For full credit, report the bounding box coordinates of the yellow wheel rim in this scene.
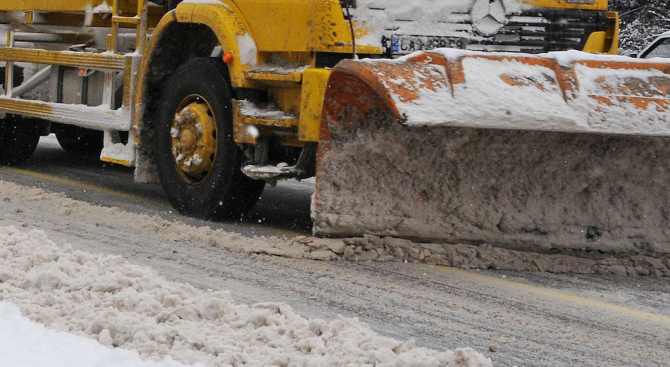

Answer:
[170,95,218,185]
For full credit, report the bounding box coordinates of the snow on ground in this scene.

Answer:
[0,225,493,367]
[0,302,201,367]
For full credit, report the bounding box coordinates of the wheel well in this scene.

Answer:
[137,22,220,165]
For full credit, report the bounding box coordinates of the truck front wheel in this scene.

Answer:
[154,58,264,219]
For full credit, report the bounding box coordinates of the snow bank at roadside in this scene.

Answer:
[0,225,493,367]
[0,302,201,367]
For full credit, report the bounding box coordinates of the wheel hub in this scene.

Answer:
[179,129,197,154]
[171,96,217,184]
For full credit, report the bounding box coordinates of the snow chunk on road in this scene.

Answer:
[0,302,201,367]
[0,226,493,367]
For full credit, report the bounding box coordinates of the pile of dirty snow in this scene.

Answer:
[0,302,201,367]
[0,226,493,367]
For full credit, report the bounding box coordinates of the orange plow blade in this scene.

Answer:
[312,50,670,259]
[323,50,670,136]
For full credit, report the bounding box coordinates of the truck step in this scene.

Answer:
[242,164,301,181]
[241,143,315,182]
[244,65,305,84]
[233,100,299,129]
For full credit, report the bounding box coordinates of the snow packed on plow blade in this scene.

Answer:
[313,49,670,259]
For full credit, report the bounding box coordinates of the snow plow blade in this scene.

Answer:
[313,49,670,258]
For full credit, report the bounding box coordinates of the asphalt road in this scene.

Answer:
[2,135,314,237]
[1,135,669,367]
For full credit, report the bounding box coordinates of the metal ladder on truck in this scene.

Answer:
[0,0,149,166]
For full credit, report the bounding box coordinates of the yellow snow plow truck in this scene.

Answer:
[1,0,669,260]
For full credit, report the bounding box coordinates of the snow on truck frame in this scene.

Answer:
[1,0,670,263]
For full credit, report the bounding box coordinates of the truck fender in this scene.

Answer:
[133,2,257,183]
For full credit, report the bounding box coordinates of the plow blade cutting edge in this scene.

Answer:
[313,49,670,258]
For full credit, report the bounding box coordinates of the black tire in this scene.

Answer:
[55,125,104,156]
[0,116,41,166]
[154,58,265,219]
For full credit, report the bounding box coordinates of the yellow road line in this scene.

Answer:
[438,266,670,323]
[2,167,303,238]
[5,166,167,207]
